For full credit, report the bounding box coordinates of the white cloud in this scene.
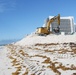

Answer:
[0,0,16,12]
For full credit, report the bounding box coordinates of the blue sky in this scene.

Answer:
[0,0,76,40]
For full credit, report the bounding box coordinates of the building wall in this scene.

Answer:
[75,25,76,32]
[49,16,74,34]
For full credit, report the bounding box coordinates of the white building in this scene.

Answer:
[75,25,76,32]
[74,23,76,32]
[49,16,75,34]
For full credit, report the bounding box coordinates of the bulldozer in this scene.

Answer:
[36,14,60,35]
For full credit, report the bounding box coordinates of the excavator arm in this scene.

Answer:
[47,14,60,31]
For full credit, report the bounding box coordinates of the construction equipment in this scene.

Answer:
[36,14,60,35]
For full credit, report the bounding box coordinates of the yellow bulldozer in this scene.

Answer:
[36,14,60,35]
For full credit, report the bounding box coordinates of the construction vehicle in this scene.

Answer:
[36,14,60,35]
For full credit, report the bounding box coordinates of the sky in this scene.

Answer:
[0,0,76,41]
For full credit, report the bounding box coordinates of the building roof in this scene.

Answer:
[49,16,74,20]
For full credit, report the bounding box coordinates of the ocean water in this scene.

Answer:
[0,39,20,46]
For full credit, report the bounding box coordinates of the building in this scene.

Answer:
[74,24,76,32]
[49,16,75,34]
[75,25,76,32]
